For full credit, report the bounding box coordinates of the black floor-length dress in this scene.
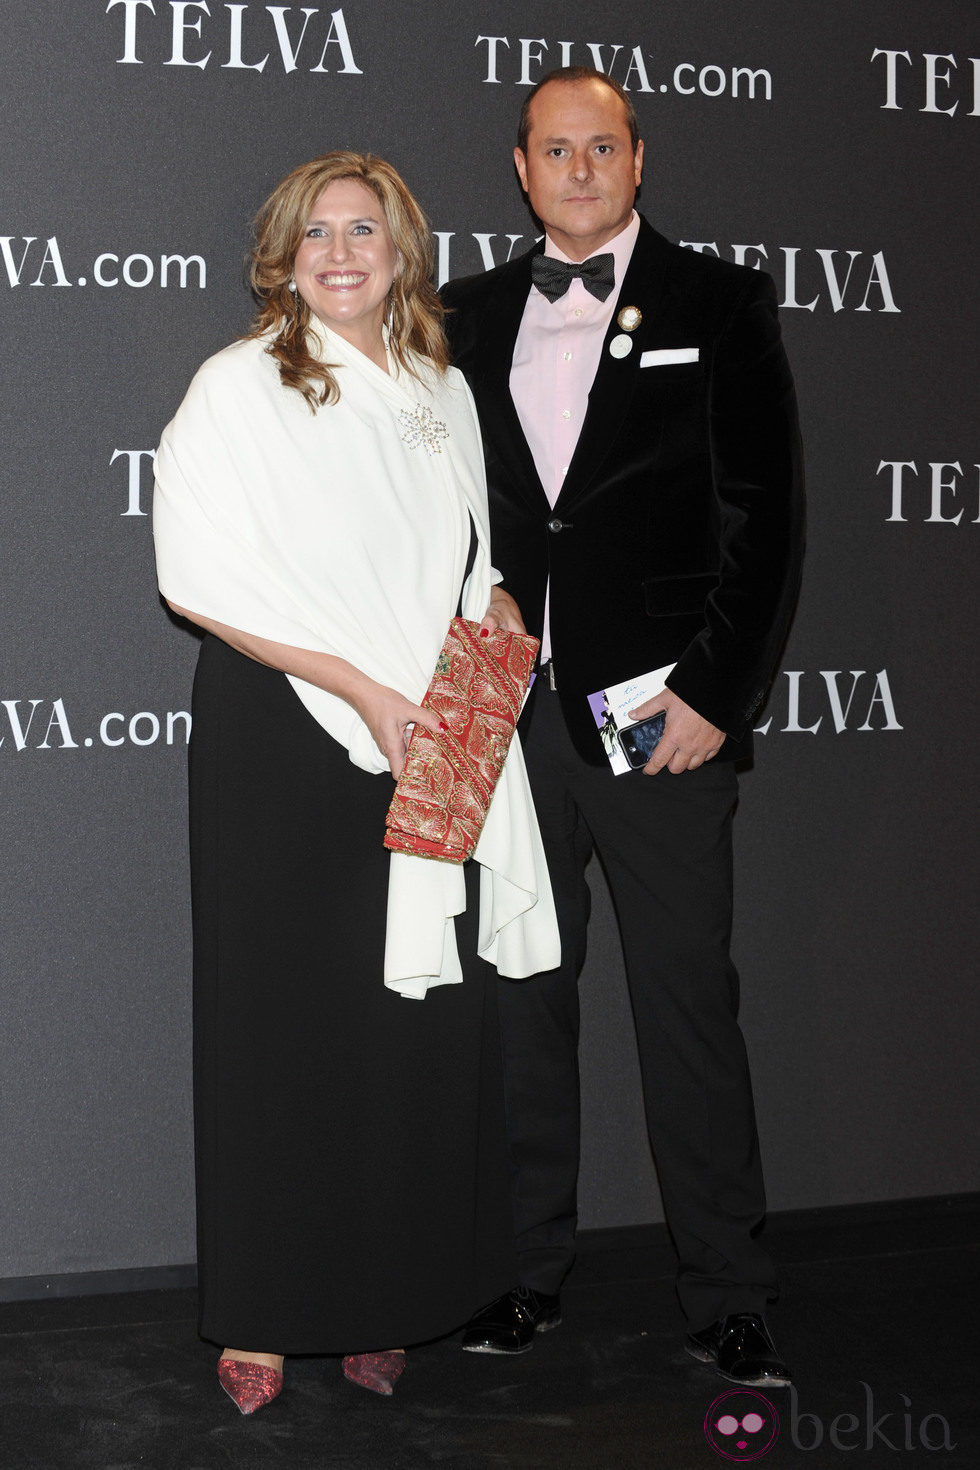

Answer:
[189,634,515,1353]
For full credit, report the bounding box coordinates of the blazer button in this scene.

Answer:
[547,518,564,533]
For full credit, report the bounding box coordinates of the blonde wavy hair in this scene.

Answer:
[248,152,449,410]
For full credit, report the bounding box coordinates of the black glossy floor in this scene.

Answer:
[2,1197,977,1469]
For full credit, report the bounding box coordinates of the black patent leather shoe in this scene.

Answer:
[461,1286,562,1354]
[686,1313,792,1387]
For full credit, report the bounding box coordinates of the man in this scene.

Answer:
[441,67,804,1387]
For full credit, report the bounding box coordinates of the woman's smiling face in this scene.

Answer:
[292,178,401,348]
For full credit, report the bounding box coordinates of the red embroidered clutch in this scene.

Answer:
[384,617,540,863]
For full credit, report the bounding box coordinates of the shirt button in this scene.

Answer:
[562,351,573,361]
[560,466,569,476]
[561,409,571,419]
[548,518,564,533]
[573,308,584,317]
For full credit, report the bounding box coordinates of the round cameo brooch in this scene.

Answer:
[617,305,642,332]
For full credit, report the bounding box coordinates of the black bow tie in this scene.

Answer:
[531,252,616,303]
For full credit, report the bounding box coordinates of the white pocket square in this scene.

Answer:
[640,347,700,367]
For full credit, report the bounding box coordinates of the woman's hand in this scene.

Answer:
[350,681,444,780]
[480,585,526,637]
[165,603,444,780]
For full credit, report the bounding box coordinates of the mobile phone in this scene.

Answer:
[618,711,667,769]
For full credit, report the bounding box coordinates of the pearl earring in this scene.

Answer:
[288,278,297,293]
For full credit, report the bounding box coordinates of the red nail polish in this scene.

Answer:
[480,628,489,637]
[439,721,448,731]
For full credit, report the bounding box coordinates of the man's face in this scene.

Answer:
[514,78,643,262]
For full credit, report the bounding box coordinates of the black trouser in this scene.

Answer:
[498,679,777,1331]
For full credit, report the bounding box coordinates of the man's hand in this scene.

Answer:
[480,585,527,636]
[628,689,726,775]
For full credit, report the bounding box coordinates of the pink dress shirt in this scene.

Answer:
[510,212,641,658]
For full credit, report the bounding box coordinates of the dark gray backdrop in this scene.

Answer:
[2,0,977,1287]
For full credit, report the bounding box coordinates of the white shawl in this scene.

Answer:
[153,322,559,997]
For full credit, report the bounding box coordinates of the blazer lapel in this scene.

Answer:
[467,251,551,517]
[554,220,673,515]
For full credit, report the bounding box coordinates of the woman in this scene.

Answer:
[153,153,558,1415]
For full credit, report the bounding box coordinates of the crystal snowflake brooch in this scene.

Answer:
[398,405,449,455]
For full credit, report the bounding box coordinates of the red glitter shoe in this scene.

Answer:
[342,1351,405,1396]
[216,1356,284,1415]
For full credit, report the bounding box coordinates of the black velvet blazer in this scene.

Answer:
[441,217,805,764]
